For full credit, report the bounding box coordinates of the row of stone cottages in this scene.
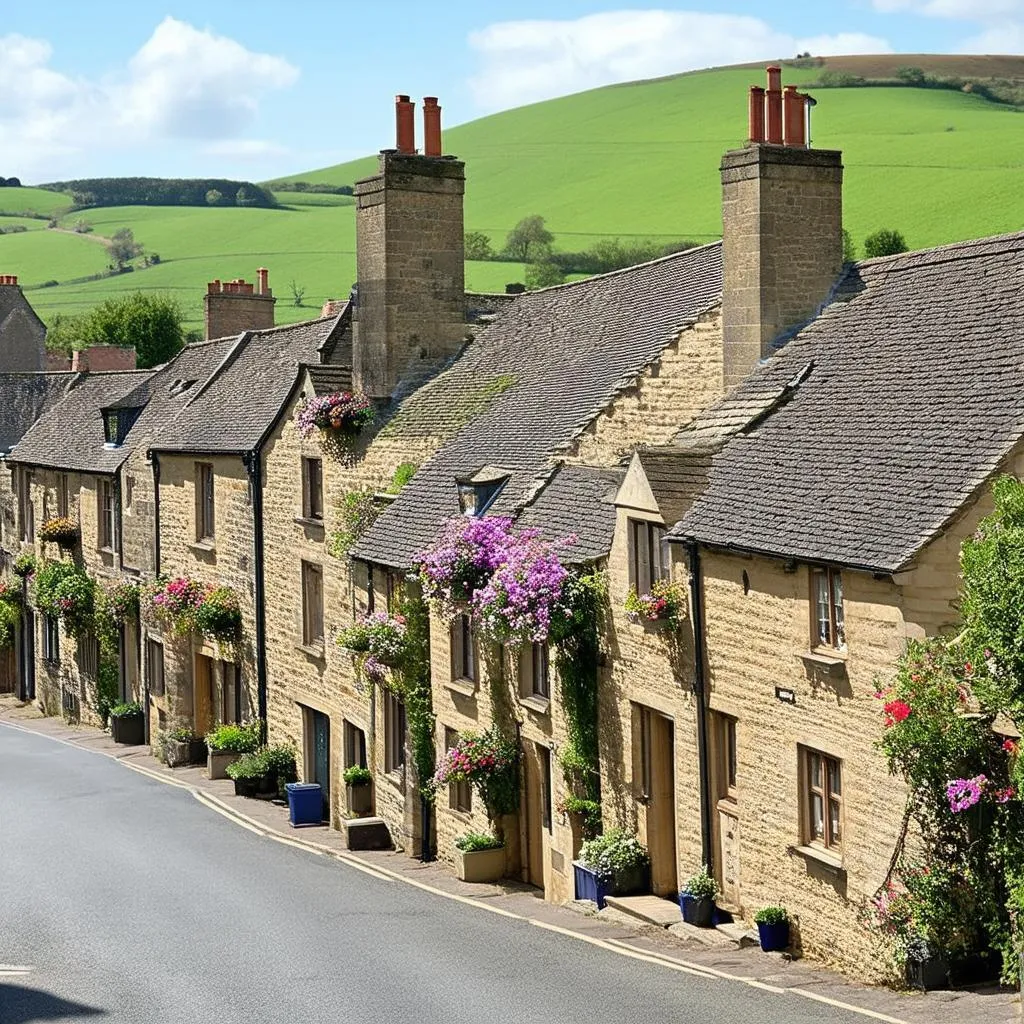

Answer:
[2,74,1022,980]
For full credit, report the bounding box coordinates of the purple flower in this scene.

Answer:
[946,775,987,813]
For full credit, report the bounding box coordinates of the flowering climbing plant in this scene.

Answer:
[337,611,408,668]
[416,516,574,644]
[624,578,688,626]
[296,391,374,439]
[146,576,241,641]
[432,728,520,820]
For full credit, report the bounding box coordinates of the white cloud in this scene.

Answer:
[0,18,298,179]
[467,11,891,111]
[869,0,1024,53]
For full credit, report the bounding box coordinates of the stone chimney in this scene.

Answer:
[720,66,843,390]
[352,94,466,399]
[71,345,138,373]
[0,275,19,287]
[203,269,276,340]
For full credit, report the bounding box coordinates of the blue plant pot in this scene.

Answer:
[574,862,611,909]
[680,893,715,927]
[757,920,790,952]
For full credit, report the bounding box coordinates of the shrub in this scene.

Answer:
[754,904,789,925]
[33,560,95,638]
[262,744,297,785]
[206,721,261,753]
[578,828,650,884]
[109,701,143,718]
[388,462,418,493]
[226,751,268,780]
[455,831,503,852]
[343,765,373,785]
[12,553,37,578]
[864,228,908,258]
[681,865,719,900]
[169,726,195,742]
[0,599,18,652]
[328,490,380,558]
[464,231,493,261]
[558,795,602,839]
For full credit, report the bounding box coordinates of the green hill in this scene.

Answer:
[3,55,1023,332]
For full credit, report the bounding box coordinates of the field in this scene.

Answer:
[2,55,1023,332]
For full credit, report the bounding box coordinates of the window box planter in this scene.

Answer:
[110,710,145,745]
[905,951,948,991]
[756,920,790,952]
[346,779,373,817]
[208,749,241,780]
[573,861,649,909]
[455,845,506,883]
[679,893,715,928]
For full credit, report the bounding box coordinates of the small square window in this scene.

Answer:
[628,518,669,596]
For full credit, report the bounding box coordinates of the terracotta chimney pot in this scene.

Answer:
[423,96,442,157]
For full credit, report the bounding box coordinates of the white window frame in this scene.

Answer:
[811,567,846,650]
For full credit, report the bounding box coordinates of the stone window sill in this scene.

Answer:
[792,843,846,876]
[189,540,216,555]
[296,641,326,661]
[446,677,477,698]
[801,649,847,670]
[519,695,551,716]
[294,516,325,532]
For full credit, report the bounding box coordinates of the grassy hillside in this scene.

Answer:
[3,55,1023,331]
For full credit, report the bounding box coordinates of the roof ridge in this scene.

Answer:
[182,331,252,408]
[519,238,724,297]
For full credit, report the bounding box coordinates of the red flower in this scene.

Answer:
[1003,739,1019,754]
[884,699,911,727]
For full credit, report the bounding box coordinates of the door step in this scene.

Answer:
[603,895,682,928]
[341,816,393,851]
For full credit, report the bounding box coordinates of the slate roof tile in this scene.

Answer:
[0,373,76,455]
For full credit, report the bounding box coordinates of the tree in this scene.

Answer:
[525,260,566,290]
[289,280,306,307]
[205,189,223,205]
[464,231,494,261]
[842,228,856,263]
[106,228,143,270]
[864,229,908,258]
[45,293,184,368]
[504,215,554,263]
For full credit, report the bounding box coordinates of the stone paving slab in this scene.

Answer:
[1,695,1019,1024]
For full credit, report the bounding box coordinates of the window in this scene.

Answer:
[811,567,845,650]
[301,561,324,647]
[42,614,59,664]
[446,727,472,813]
[147,638,165,697]
[384,689,406,774]
[222,662,241,723]
[77,634,99,679]
[302,457,323,521]
[450,614,476,683]
[104,411,121,446]
[712,712,738,801]
[195,463,215,542]
[344,720,368,769]
[628,518,668,595]
[520,642,550,701]
[803,748,842,852]
[57,474,69,517]
[98,478,120,552]
[539,743,553,833]
[19,469,34,542]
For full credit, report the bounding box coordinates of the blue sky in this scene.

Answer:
[2,0,1021,182]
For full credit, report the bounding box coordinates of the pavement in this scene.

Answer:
[0,695,1018,1024]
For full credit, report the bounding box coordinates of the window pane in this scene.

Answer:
[831,571,845,647]
[810,752,822,790]
[829,798,842,845]
[814,570,830,645]
[654,525,669,582]
[727,719,737,789]
[811,793,824,840]
[828,757,841,796]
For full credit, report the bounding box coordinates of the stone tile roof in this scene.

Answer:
[0,373,76,455]
[353,243,723,568]
[307,364,353,395]
[150,315,346,454]
[518,464,625,563]
[0,286,45,335]
[636,447,716,529]
[7,371,153,473]
[670,231,1024,573]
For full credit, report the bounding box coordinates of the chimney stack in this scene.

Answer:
[0,275,18,286]
[395,95,416,154]
[720,66,843,390]
[423,97,442,158]
[352,93,466,399]
[203,270,276,340]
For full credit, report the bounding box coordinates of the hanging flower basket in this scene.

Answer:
[296,390,375,440]
[13,553,37,579]
[146,576,241,642]
[38,516,80,549]
[432,728,520,820]
[337,611,408,667]
[624,579,688,627]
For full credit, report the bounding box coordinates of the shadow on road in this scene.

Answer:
[0,982,105,1022]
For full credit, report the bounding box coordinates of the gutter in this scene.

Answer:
[244,449,268,736]
[687,540,715,872]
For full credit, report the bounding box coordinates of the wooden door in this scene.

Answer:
[312,710,330,820]
[524,743,548,889]
[643,708,678,897]
[194,654,214,737]
[0,643,15,693]
[711,712,741,907]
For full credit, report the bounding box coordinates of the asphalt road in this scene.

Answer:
[0,724,869,1024]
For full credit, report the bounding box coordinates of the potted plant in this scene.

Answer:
[904,936,949,991]
[754,904,791,951]
[38,516,80,550]
[296,390,375,439]
[574,828,650,908]
[226,750,268,798]
[624,578,688,627]
[343,764,373,816]
[165,726,207,768]
[679,866,719,927]
[13,553,37,579]
[206,721,261,779]
[109,701,145,745]
[262,744,298,797]
[454,832,506,883]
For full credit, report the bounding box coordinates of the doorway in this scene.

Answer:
[710,711,741,907]
[638,705,678,897]
[524,742,553,889]
[306,709,330,821]
[194,653,214,737]
[21,608,35,702]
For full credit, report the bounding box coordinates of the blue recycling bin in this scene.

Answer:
[286,782,323,827]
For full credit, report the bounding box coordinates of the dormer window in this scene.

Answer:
[102,407,140,448]
[456,466,510,517]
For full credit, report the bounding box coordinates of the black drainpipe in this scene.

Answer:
[245,450,268,737]
[151,453,162,576]
[687,540,715,872]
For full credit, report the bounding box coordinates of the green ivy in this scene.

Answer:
[0,599,18,652]
[327,489,380,559]
[33,559,95,639]
[392,586,436,798]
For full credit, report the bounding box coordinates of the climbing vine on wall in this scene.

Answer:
[392,586,436,798]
